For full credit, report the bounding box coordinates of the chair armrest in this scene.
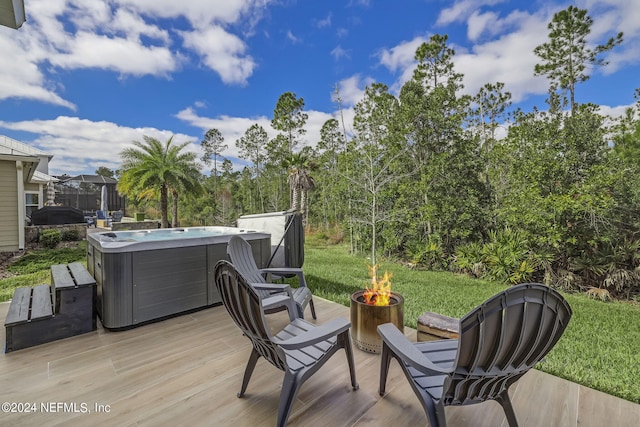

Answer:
[275,318,351,349]
[261,295,297,319]
[260,267,307,287]
[254,283,297,321]
[251,282,292,294]
[377,323,451,376]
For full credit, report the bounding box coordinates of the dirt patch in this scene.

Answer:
[0,251,25,279]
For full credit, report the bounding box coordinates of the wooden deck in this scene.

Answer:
[1,297,638,426]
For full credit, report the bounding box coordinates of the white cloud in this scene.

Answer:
[377,10,551,102]
[110,9,171,43]
[597,103,635,119]
[436,0,507,26]
[303,110,335,147]
[115,0,271,29]
[175,105,335,158]
[50,32,177,76]
[286,30,301,44]
[377,35,426,74]
[316,13,332,28]
[580,0,640,74]
[347,0,370,7]
[182,26,255,84]
[376,35,427,92]
[0,31,76,108]
[330,45,350,61]
[582,0,640,36]
[175,106,273,160]
[467,11,499,41]
[0,0,271,106]
[335,74,374,107]
[0,116,198,176]
[455,12,550,101]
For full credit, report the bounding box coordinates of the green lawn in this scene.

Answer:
[0,242,87,302]
[1,238,638,403]
[302,239,640,404]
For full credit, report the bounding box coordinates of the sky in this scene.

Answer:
[0,0,638,177]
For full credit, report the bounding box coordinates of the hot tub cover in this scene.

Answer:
[30,206,85,225]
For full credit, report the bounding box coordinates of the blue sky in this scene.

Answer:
[0,0,638,176]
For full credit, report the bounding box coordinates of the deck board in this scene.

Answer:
[0,298,637,426]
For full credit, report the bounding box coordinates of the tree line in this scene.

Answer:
[116,6,640,299]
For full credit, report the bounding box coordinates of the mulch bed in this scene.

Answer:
[0,251,24,279]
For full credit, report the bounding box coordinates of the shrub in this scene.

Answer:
[328,228,344,245]
[39,229,61,249]
[406,235,449,271]
[62,228,80,241]
[454,242,485,277]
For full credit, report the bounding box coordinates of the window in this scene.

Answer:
[25,192,40,218]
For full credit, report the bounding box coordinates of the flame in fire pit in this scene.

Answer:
[363,264,392,306]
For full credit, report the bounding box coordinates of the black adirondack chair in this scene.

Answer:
[227,235,316,319]
[214,260,358,426]
[378,283,572,427]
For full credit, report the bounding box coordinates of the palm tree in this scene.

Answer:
[118,135,202,228]
[283,151,316,225]
[169,163,203,227]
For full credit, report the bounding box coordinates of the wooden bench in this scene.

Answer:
[4,262,96,353]
[4,285,54,352]
[51,262,97,331]
[417,311,460,342]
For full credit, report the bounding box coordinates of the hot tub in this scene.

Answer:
[87,227,271,329]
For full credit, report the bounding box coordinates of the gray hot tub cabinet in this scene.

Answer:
[87,228,271,329]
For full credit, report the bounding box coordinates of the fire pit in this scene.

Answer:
[350,266,404,353]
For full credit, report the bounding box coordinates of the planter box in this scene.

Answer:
[134,212,145,221]
[417,311,459,342]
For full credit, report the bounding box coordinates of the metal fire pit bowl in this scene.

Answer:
[350,290,404,353]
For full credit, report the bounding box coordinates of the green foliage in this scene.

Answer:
[534,5,623,113]
[405,235,449,271]
[95,166,115,179]
[1,242,87,302]
[390,34,489,257]
[271,91,308,153]
[102,8,639,302]
[39,229,61,249]
[453,229,537,284]
[454,242,485,277]
[61,228,80,241]
[540,293,640,403]
[119,135,202,228]
[481,229,535,284]
[0,271,50,302]
[348,82,407,264]
[8,242,87,275]
[200,128,227,167]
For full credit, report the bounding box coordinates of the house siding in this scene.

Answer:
[24,182,39,192]
[0,160,19,251]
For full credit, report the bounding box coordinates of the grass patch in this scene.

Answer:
[7,242,87,275]
[0,271,50,302]
[0,241,87,302]
[303,240,640,404]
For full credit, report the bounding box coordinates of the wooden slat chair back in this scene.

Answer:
[214,260,358,427]
[378,283,572,427]
[215,259,287,370]
[227,235,315,319]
